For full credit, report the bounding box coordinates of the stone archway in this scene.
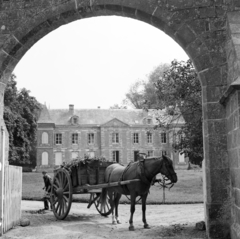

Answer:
[0,1,239,238]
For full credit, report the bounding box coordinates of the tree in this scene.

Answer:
[124,63,170,109]
[4,75,41,165]
[109,104,127,109]
[154,60,203,165]
[124,80,145,109]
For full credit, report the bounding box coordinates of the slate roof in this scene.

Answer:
[37,106,185,126]
[38,108,149,125]
[37,105,54,124]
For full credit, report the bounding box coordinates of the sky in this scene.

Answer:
[13,16,188,109]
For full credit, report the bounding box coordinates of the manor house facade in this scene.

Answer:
[36,105,185,171]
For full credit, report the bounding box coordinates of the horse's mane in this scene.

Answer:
[162,154,173,165]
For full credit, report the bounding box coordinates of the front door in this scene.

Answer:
[113,151,119,163]
[134,151,139,162]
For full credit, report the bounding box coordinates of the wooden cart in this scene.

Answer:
[50,159,139,220]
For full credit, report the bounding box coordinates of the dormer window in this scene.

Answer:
[147,118,152,124]
[71,116,79,125]
[143,118,152,125]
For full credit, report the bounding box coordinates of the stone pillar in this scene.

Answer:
[202,84,230,238]
[220,12,240,239]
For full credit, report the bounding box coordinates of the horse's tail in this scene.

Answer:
[101,187,108,208]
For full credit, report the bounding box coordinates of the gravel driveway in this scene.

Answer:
[3,200,207,239]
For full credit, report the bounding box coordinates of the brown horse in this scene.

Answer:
[101,155,177,231]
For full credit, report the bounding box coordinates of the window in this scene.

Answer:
[88,133,94,144]
[133,133,139,144]
[55,133,62,145]
[42,152,48,165]
[112,133,119,143]
[112,151,119,163]
[71,151,79,160]
[147,150,154,157]
[42,132,49,144]
[55,152,62,165]
[72,133,78,144]
[147,119,152,124]
[162,150,167,156]
[88,151,95,158]
[147,132,152,144]
[73,117,78,124]
[179,152,185,163]
[161,132,167,143]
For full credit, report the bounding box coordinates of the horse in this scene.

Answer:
[101,154,177,231]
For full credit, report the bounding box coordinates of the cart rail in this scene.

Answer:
[73,179,141,193]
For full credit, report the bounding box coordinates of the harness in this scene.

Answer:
[117,159,152,195]
[119,162,133,194]
[137,159,152,185]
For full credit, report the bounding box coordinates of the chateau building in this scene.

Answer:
[36,105,185,171]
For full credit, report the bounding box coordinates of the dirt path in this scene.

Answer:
[3,201,207,239]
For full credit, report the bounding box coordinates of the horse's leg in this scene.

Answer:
[142,194,150,229]
[115,193,122,224]
[129,193,136,231]
[109,191,117,225]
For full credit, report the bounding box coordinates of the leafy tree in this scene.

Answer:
[123,60,203,165]
[154,60,203,165]
[124,80,145,109]
[124,63,170,109]
[4,75,41,165]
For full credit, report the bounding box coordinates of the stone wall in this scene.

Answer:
[1,0,240,238]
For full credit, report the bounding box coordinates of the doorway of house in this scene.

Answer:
[113,150,119,163]
[134,151,140,162]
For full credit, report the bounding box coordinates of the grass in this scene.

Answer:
[22,169,203,204]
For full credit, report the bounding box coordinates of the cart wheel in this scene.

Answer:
[51,168,72,220]
[91,193,112,216]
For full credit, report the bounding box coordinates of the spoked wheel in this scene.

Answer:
[90,193,112,216]
[51,168,73,220]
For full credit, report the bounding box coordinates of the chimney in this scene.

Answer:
[69,104,74,115]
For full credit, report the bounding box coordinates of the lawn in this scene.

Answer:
[22,169,203,204]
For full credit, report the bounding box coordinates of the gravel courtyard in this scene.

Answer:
[3,200,207,239]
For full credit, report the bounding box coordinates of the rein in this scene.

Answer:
[155,176,175,190]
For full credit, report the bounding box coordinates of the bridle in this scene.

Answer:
[159,157,177,189]
[138,156,176,189]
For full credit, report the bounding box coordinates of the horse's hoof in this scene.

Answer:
[112,221,117,225]
[144,224,150,229]
[129,226,135,231]
[117,220,121,224]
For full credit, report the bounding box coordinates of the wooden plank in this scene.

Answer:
[3,165,22,234]
[73,179,140,193]
[0,127,5,236]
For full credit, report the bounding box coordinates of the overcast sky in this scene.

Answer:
[13,16,188,109]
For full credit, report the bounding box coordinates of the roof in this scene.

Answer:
[38,105,54,124]
[38,108,149,125]
[37,107,185,126]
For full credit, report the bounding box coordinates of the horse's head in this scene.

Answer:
[160,155,177,183]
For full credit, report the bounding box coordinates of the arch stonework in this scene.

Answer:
[0,1,240,238]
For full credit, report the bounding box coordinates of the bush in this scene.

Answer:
[22,167,32,173]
